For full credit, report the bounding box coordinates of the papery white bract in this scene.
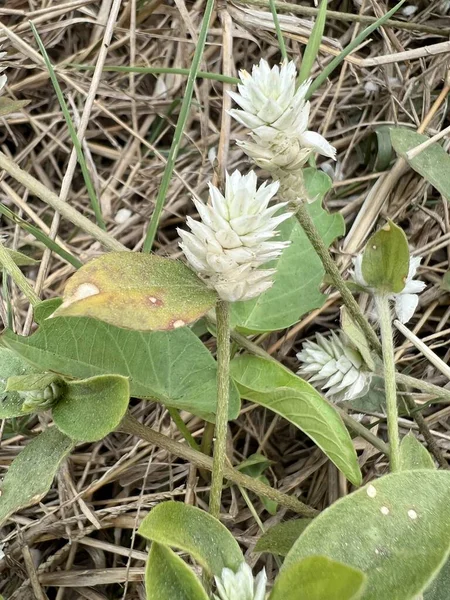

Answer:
[214,562,267,600]
[178,170,292,302]
[0,48,7,94]
[297,331,372,403]
[353,253,426,324]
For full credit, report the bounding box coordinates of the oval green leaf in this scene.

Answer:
[270,556,366,600]
[138,501,243,576]
[54,252,217,331]
[230,355,362,486]
[0,427,73,526]
[285,470,450,600]
[399,432,435,471]
[230,169,345,333]
[0,347,38,418]
[53,374,129,442]
[1,248,39,267]
[2,317,240,422]
[391,127,450,202]
[361,220,409,294]
[255,519,313,557]
[145,542,209,600]
[424,557,450,600]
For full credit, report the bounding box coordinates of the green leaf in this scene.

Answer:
[424,557,450,599]
[298,0,327,84]
[6,372,63,414]
[1,249,39,267]
[231,170,345,333]
[344,376,385,414]
[54,252,217,331]
[230,355,362,486]
[361,220,409,294]
[237,453,274,478]
[34,298,63,323]
[399,432,435,471]
[138,501,243,576]
[53,375,129,442]
[2,317,240,422]
[255,519,313,556]
[270,556,366,600]
[284,470,450,600]
[0,97,30,118]
[145,542,209,600]
[341,307,376,372]
[0,427,73,526]
[0,347,38,418]
[391,127,450,201]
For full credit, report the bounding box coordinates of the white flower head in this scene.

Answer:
[178,170,292,302]
[214,562,267,600]
[297,331,372,403]
[229,59,336,161]
[353,254,426,324]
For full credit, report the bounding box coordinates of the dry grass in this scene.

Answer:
[1,0,450,598]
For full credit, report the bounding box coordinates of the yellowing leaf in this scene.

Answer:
[54,252,217,331]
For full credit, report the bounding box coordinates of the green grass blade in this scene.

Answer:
[269,0,288,61]
[68,63,239,85]
[306,0,406,99]
[298,0,327,84]
[142,0,216,252]
[30,22,106,231]
[0,204,82,269]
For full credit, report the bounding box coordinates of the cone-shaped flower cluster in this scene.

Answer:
[297,331,372,403]
[229,59,336,201]
[178,170,292,302]
[353,254,426,324]
[214,563,267,600]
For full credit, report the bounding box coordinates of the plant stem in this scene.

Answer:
[294,204,381,354]
[376,295,400,472]
[119,413,318,516]
[0,240,40,306]
[394,372,450,405]
[209,299,231,519]
[167,407,201,452]
[269,0,288,61]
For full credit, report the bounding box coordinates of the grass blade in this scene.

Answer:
[306,0,406,99]
[298,0,327,85]
[142,0,216,252]
[30,22,106,231]
[269,0,288,61]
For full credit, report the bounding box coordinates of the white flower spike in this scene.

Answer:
[214,562,267,600]
[297,331,372,403]
[353,254,426,324]
[178,170,292,302]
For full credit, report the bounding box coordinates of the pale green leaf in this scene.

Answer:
[230,169,344,333]
[0,347,38,418]
[255,519,313,556]
[424,557,450,600]
[0,427,73,526]
[270,556,366,600]
[1,249,39,267]
[341,307,376,372]
[399,432,435,471]
[138,501,243,576]
[285,470,450,600]
[298,0,328,84]
[53,374,129,442]
[145,543,209,600]
[361,220,409,294]
[391,127,450,201]
[1,317,240,422]
[230,355,362,486]
[54,252,217,331]
[0,97,30,117]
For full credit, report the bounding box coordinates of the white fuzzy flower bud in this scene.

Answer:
[297,331,372,403]
[214,563,267,600]
[178,170,292,302]
[353,254,426,324]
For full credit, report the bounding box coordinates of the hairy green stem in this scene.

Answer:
[0,152,125,252]
[376,295,400,472]
[209,300,231,518]
[294,204,381,354]
[394,372,450,405]
[119,413,317,516]
[0,240,40,306]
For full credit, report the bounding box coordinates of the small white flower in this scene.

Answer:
[297,331,372,403]
[229,59,336,161]
[178,170,292,302]
[353,254,426,324]
[214,562,267,600]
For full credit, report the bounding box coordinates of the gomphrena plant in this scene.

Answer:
[1,2,450,600]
